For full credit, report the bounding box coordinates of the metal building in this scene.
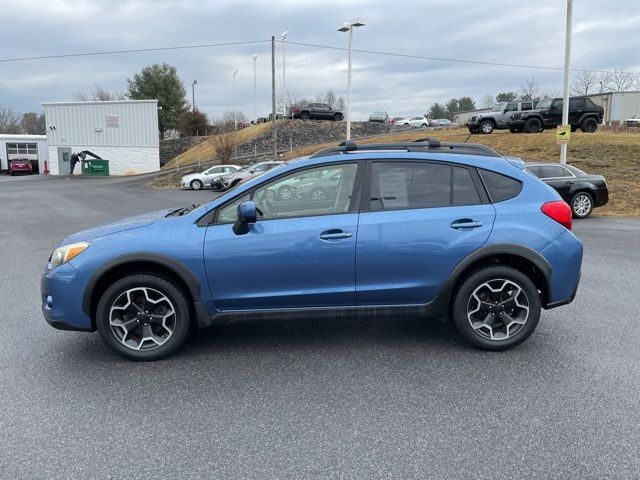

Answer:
[584,91,640,124]
[43,100,160,175]
[0,134,48,174]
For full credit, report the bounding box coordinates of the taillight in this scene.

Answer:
[541,201,572,230]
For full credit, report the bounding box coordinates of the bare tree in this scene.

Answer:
[480,94,495,108]
[540,87,562,99]
[520,76,540,101]
[209,120,242,165]
[602,67,639,92]
[220,109,248,128]
[0,106,23,134]
[336,96,345,110]
[571,70,600,96]
[73,85,126,101]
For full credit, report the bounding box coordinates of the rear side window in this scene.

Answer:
[542,165,570,178]
[370,162,451,210]
[453,167,481,205]
[525,165,542,178]
[369,162,483,210]
[479,169,522,203]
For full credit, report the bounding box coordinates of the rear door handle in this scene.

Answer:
[320,229,353,240]
[451,219,483,230]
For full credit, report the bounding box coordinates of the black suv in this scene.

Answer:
[525,163,608,218]
[508,97,603,133]
[291,103,343,121]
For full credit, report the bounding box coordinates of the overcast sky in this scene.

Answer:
[1,0,639,120]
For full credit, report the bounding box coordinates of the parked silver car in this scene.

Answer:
[368,111,389,123]
[180,164,240,190]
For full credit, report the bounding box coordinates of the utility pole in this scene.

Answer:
[191,80,197,113]
[560,0,573,165]
[271,35,277,159]
[338,19,365,141]
[281,29,288,117]
[233,69,238,129]
[252,54,258,123]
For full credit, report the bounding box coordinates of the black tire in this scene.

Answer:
[480,120,494,134]
[190,179,203,190]
[524,117,542,133]
[580,117,598,133]
[451,265,541,351]
[508,127,521,133]
[334,113,343,121]
[277,185,294,201]
[230,179,241,189]
[309,187,327,201]
[570,191,594,218]
[468,127,479,134]
[421,123,428,127]
[96,274,192,361]
[300,112,310,120]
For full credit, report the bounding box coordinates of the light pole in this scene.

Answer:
[252,55,258,123]
[281,29,288,116]
[191,80,197,113]
[233,69,238,129]
[560,0,572,165]
[338,18,365,140]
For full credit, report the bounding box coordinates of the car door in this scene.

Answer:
[356,161,496,305]
[203,162,362,310]
[569,98,584,125]
[541,165,573,201]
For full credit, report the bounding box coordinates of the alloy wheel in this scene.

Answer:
[573,194,592,217]
[109,287,176,351]
[467,279,529,341]
[310,188,327,201]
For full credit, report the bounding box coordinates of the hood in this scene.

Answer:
[62,208,176,244]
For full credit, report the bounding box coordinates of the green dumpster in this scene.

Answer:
[82,159,110,176]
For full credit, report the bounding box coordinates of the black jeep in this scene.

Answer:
[508,97,603,133]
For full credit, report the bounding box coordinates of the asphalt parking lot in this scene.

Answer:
[1,174,639,479]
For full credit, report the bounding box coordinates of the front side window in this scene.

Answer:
[521,102,533,111]
[253,164,269,173]
[217,194,250,223]
[369,162,451,210]
[504,102,517,112]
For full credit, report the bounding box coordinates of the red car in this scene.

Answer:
[9,158,33,175]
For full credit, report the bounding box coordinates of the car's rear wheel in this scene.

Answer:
[451,265,541,351]
[571,192,593,218]
[480,120,494,134]
[334,113,343,121]
[524,118,542,133]
[190,179,203,190]
[96,274,191,361]
[580,117,598,133]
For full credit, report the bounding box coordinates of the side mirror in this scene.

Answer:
[249,170,255,174]
[233,201,257,235]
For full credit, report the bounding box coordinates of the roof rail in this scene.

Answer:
[310,138,501,158]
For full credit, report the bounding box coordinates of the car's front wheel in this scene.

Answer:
[334,113,343,121]
[96,274,191,361]
[571,192,593,218]
[480,120,494,134]
[190,179,203,190]
[451,265,541,351]
[524,118,542,133]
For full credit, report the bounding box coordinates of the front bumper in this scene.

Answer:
[41,262,94,332]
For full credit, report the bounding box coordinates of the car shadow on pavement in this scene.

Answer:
[178,315,464,357]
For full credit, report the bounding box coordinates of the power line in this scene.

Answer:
[0,40,271,63]
[282,40,640,76]
[1,37,637,77]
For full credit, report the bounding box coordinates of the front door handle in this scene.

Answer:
[451,219,483,230]
[320,229,353,240]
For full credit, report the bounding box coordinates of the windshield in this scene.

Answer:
[492,102,506,112]
[237,165,252,172]
[633,114,640,119]
[535,99,552,109]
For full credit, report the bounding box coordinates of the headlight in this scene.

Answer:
[50,242,90,268]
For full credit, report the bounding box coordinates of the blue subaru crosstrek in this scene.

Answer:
[41,139,583,361]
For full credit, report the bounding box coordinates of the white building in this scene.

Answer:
[43,100,160,175]
[584,91,640,124]
[0,134,48,174]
